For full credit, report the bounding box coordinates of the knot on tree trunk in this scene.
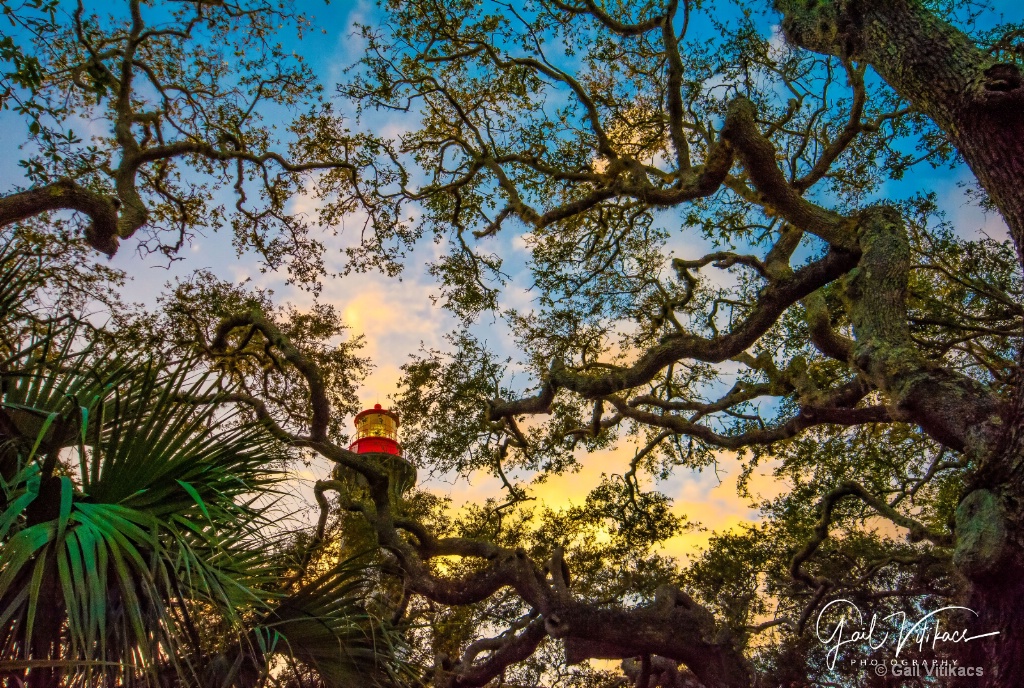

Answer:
[775,0,865,59]
[968,62,1024,112]
[981,63,1022,93]
[954,489,1009,580]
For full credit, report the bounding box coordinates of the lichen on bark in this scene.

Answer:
[954,489,1008,579]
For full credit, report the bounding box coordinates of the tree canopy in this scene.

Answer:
[3,0,1024,686]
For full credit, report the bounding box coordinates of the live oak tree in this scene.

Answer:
[5,1,1024,688]
[322,0,1024,686]
[0,0,374,287]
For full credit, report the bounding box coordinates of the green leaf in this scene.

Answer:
[55,475,72,543]
[176,479,211,521]
[0,521,55,596]
[0,464,41,540]
[23,546,49,654]
[25,410,57,460]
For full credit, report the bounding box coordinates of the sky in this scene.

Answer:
[1,0,1019,562]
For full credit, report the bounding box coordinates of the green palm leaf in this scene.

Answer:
[0,354,283,683]
[259,557,412,688]
[0,237,409,687]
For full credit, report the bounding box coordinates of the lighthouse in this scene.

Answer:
[348,403,401,456]
[345,403,416,496]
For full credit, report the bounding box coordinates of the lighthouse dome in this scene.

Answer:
[348,404,401,456]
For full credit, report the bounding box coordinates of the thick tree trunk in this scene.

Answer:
[952,378,1024,685]
[960,565,1024,685]
[24,476,65,688]
[838,205,1021,685]
[954,479,1024,685]
[774,0,1024,265]
[770,3,1024,680]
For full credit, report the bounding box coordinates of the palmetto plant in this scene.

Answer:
[0,238,407,687]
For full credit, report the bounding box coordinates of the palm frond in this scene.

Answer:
[256,556,414,688]
[0,349,290,685]
[0,235,410,687]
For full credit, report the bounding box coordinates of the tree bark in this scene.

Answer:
[839,205,1017,684]
[0,179,121,255]
[771,2,1024,681]
[950,372,1024,685]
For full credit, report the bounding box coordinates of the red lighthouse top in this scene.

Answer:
[348,403,401,456]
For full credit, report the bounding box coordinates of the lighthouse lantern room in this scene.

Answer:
[348,403,401,456]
